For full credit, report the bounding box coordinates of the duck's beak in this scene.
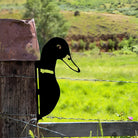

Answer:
[61,54,80,73]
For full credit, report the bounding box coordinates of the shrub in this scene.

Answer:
[74,10,80,16]
[108,39,115,51]
[79,39,86,51]
[71,40,78,50]
[120,47,133,55]
[124,10,137,16]
[130,38,138,46]
[118,38,129,49]
[115,37,138,55]
[100,39,108,51]
[106,8,115,14]
[89,42,96,50]
[132,45,138,54]
[91,46,100,54]
[128,36,133,46]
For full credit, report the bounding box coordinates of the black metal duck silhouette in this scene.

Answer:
[35,37,80,121]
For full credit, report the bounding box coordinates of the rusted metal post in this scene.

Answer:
[0,19,40,138]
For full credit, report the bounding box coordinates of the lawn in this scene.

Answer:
[40,53,138,122]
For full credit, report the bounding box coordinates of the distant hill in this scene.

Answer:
[62,11,138,51]
[0,0,137,52]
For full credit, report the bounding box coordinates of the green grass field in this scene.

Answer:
[40,53,138,123]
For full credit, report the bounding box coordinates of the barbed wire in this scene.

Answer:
[0,75,138,84]
[0,112,66,137]
[0,112,134,138]
[46,115,122,122]
[57,77,138,84]
[0,75,34,78]
[0,112,124,123]
[0,112,123,122]
[0,113,36,117]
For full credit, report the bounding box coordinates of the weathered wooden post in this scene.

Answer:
[0,19,40,138]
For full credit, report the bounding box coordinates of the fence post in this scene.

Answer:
[0,19,40,138]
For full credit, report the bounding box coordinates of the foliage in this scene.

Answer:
[89,42,96,50]
[132,45,138,54]
[79,39,86,51]
[71,40,79,51]
[118,38,130,49]
[24,0,69,50]
[118,37,138,54]
[108,39,115,51]
[91,46,100,55]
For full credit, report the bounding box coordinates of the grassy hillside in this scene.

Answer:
[58,0,138,17]
[61,11,138,52]
[0,0,25,19]
[62,11,138,37]
[0,0,26,4]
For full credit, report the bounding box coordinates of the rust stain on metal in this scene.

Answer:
[0,18,40,61]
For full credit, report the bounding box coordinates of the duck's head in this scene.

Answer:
[41,37,80,72]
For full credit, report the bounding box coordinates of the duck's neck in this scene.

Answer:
[40,44,58,72]
[40,54,57,72]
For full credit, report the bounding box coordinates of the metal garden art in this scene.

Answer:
[35,37,80,121]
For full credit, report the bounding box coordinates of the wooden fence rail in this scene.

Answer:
[38,122,138,137]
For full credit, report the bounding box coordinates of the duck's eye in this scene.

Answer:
[57,44,62,50]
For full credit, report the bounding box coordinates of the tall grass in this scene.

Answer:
[56,53,138,81]
[41,53,138,122]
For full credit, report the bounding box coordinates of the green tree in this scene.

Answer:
[24,0,69,50]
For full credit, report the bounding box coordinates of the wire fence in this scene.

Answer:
[0,75,137,137]
[57,77,138,84]
[0,74,137,122]
[0,75,34,79]
[0,112,133,138]
[1,112,138,137]
[0,75,137,123]
[0,75,138,84]
[0,112,123,122]
[0,112,66,137]
[46,115,123,122]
